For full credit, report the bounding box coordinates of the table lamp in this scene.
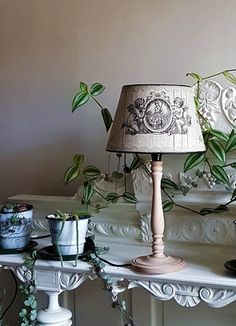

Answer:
[106,84,205,274]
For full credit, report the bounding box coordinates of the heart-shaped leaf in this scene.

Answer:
[72,92,90,112]
[184,152,205,172]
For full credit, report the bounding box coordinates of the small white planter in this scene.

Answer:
[47,214,90,256]
[0,203,33,249]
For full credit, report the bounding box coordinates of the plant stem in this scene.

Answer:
[162,188,203,216]
[91,96,104,110]
[202,69,236,80]
[75,216,79,267]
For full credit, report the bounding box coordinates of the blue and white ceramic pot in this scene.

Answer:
[0,203,33,249]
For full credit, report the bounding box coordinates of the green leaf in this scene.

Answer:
[19,309,27,317]
[30,309,37,320]
[214,205,229,213]
[162,200,173,212]
[106,192,119,203]
[186,72,202,81]
[83,165,101,177]
[184,152,205,172]
[72,92,90,112]
[101,108,113,132]
[64,166,80,184]
[199,208,215,215]
[73,153,84,166]
[122,192,137,204]
[226,133,236,152]
[210,165,229,185]
[223,71,236,84]
[129,157,142,170]
[90,83,105,96]
[194,96,200,110]
[83,184,94,203]
[208,139,226,164]
[112,171,123,179]
[80,82,88,92]
[209,129,229,142]
[161,178,179,190]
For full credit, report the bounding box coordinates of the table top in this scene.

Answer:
[1,236,236,290]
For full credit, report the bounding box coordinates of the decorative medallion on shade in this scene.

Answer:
[107,84,205,153]
[107,84,205,274]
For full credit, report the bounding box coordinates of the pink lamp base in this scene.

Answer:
[131,254,185,274]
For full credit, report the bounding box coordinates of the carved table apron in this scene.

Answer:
[1,238,236,325]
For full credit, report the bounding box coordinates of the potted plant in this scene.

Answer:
[46,209,90,266]
[0,202,33,250]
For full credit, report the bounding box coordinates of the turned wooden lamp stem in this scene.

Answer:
[150,153,165,258]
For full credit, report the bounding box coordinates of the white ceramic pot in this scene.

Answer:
[47,215,90,256]
[0,203,33,249]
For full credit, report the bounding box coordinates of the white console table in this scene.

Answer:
[1,237,236,325]
[2,189,236,325]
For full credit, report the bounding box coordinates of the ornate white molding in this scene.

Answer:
[128,280,236,308]
[59,273,89,291]
[197,79,236,133]
[90,222,140,239]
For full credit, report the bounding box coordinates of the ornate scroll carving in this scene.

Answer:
[60,273,89,291]
[5,265,33,283]
[90,222,140,239]
[128,280,236,308]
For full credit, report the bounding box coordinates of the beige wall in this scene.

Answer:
[1,0,236,201]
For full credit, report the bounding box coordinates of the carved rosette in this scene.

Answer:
[128,280,236,308]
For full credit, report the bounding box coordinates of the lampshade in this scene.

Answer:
[107,84,205,154]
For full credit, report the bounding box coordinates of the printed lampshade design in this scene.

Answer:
[107,84,205,153]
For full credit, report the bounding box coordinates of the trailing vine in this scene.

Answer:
[18,250,38,326]
[157,69,236,215]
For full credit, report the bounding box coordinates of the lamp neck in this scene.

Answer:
[151,153,162,161]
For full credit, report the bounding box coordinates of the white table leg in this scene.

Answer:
[36,291,72,326]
